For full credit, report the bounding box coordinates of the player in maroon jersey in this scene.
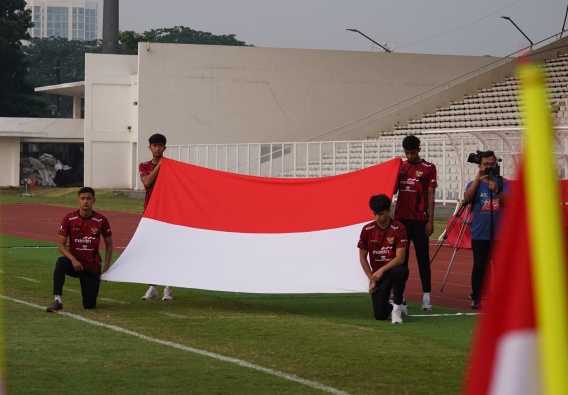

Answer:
[358,194,409,324]
[139,133,174,301]
[394,135,437,310]
[46,187,113,312]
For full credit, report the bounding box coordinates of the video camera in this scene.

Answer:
[467,150,502,180]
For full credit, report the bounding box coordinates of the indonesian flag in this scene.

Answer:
[102,157,401,293]
[462,63,568,394]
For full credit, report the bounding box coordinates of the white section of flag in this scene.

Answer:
[103,218,369,294]
[489,330,540,395]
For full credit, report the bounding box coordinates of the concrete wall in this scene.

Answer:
[0,138,21,187]
[136,43,499,150]
[90,44,499,189]
[84,54,138,188]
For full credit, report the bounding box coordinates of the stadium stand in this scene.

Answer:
[167,44,568,204]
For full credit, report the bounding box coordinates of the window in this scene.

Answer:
[85,9,97,40]
[72,7,84,40]
[46,6,68,38]
[32,6,42,38]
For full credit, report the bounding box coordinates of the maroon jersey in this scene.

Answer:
[139,160,157,209]
[394,160,437,221]
[59,210,112,272]
[357,219,408,272]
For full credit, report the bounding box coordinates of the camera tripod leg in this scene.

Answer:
[440,208,471,292]
[430,201,468,265]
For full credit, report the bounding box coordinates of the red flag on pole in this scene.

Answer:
[463,60,568,395]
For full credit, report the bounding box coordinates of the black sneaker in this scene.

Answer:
[471,299,481,310]
[46,300,63,313]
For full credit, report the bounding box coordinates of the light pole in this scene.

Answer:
[346,29,392,52]
[501,16,533,48]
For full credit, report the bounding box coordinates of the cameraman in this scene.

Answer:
[464,150,510,309]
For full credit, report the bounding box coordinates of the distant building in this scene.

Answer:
[26,0,98,41]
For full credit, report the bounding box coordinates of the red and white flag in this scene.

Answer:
[462,62,568,395]
[102,157,401,293]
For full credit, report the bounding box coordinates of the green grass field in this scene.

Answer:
[1,233,475,395]
[0,187,144,213]
[1,189,472,394]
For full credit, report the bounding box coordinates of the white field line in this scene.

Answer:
[1,246,57,249]
[60,288,133,304]
[409,313,480,317]
[1,295,352,395]
[160,312,277,319]
[14,276,40,283]
[98,297,129,304]
[9,276,477,317]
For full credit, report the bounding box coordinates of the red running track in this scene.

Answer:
[0,203,475,310]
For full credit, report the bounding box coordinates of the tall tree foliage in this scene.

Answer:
[0,0,45,116]
[23,26,251,117]
[24,38,101,117]
[119,26,251,55]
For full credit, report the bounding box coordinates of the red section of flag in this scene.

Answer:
[463,173,536,395]
[444,205,472,249]
[143,158,402,233]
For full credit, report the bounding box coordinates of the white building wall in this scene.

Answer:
[85,43,499,189]
[0,138,21,187]
[84,54,138,188]
[135,43,498,152]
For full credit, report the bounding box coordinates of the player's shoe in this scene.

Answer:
[400,303,408,317]
[391,305,403,324]
[421,294,432,310]
[141,287,159,300]
[162,286,174,301]
[46,300,63,313]
[471,298,482,309]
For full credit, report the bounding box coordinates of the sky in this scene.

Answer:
[95,0,568,57]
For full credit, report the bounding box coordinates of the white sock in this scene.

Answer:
[54,295,62,303]
[423,292,431,300]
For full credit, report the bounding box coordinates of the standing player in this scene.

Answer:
[358,194,409,324]
[139,133,174,301]
[394,135,437,310]
[46,187,113,312]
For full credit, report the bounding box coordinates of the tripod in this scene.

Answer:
[20,179,33,197]
[431,200,472,292]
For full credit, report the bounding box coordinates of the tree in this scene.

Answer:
[25,37,101,86]
[118,26,251,55]
[24,37,101,117]
[0,0,46,116]
[22,26,252,117]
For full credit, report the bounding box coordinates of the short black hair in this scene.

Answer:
[479,150,496,160]
[148,133,167,145]
[78,187,95,197]
[402,135,421,151]
[369,194,391,213]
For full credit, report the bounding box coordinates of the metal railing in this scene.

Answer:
[165,127,568,205]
